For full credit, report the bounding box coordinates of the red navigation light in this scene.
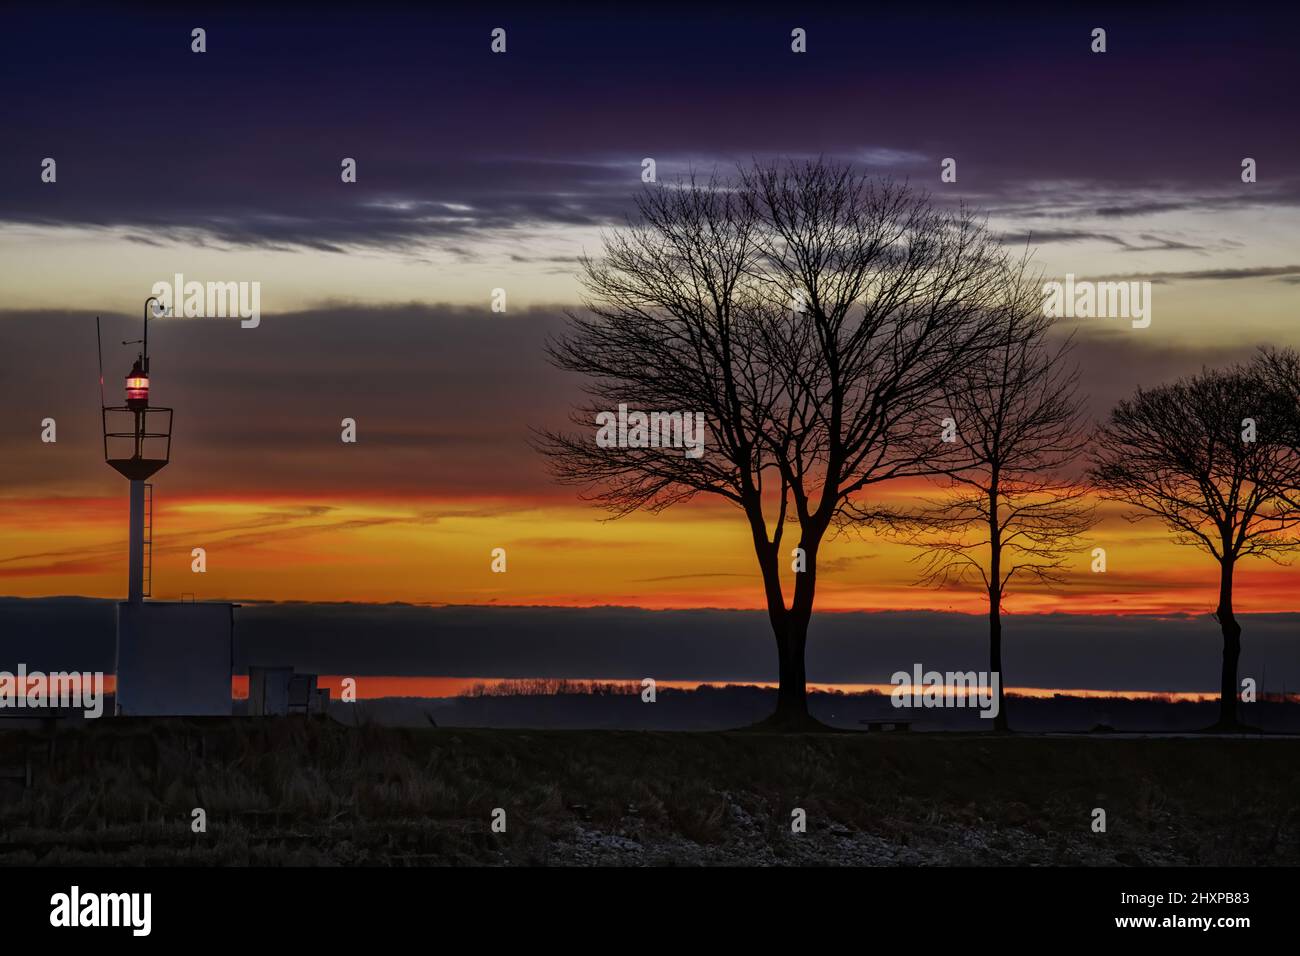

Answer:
[125,359,149,409]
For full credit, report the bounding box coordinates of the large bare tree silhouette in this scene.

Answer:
[537,159,1032,729]
[1090,361,1300,730]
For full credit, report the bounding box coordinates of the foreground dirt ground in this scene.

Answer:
[1,719,1296,865]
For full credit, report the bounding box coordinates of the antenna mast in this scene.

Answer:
[95,315,106,408]
[142,296,156,374]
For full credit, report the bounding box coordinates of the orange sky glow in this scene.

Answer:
[2,486,1293,617]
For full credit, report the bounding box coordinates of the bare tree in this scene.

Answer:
[1089,363,1300,730]
[536,159,1031,729]
[1255,346,1300,471]
[881,303,1095,731]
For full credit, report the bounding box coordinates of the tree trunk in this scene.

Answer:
[988,585,1008,732]
[774,615,810,722]
[763,547,819,728]
[748,514,824,731]
[987,485,1008,731]
[1215,557,1242,730]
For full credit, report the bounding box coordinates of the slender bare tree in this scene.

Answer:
[1255,346,1300,472]
[879,302,1095,731]
[1089,363,1300,730]
[536,159,1034,729]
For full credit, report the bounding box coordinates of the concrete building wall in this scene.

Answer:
[115,602,234,716]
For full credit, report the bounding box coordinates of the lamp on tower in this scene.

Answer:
[101,297,173,482]
[125,358,149,410]
[99,298,174,604]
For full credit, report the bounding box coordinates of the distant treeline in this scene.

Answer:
[457,680,1300,703]
[460,679,643,697]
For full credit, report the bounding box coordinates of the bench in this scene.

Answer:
[859,719,914,732]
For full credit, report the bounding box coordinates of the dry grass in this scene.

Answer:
[1,719,1297,865]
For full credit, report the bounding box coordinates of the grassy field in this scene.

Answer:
[1,719,1296,865]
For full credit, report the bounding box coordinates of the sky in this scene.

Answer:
[2,4,1299,625]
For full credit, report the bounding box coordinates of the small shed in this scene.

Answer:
[247,665,294,716]
[286,673,318,715]
[248,667,325,716]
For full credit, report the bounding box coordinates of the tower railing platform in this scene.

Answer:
[102,405,173,480]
